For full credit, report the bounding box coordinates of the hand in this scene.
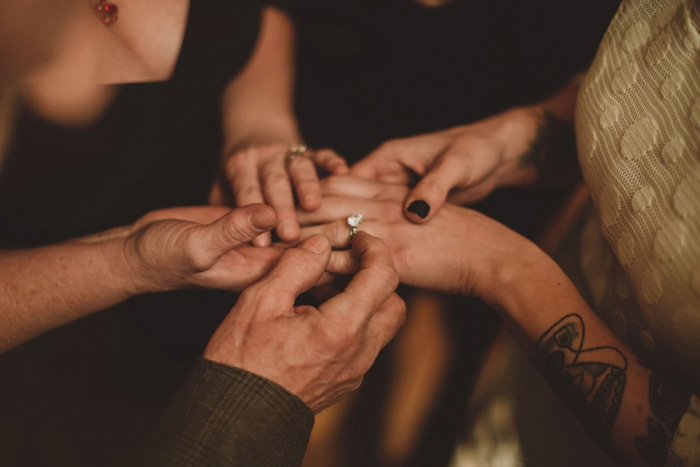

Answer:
[216,143,349,245]
[351,107,542,223]
[203,233,406,413]
[117,204,286,294]
[296,175,537,299]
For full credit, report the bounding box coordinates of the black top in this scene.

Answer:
[291,0,620,159]
[0,2,270,465]
[0,0,263,246]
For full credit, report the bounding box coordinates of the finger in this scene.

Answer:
[191,204,277,267]
[364,292,406,351]
[313,148,349,175]
[319,174,389,198]
[326,249,357,275]
[138,205,233,226]
[243,235,331,313]
[320,232,399,328]
[260,159,300,242]
[298,219,353,249]
[228,156,271,246]
[403,153,468,223]
[351,156,413,185]
[351,137,439,184]
[348,156,379,179]
[287,155,322,211]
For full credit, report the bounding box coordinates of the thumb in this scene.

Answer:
[403,150,470,223]
[246,235,331,308]
[403,172,451,224]
[195,204,277,263]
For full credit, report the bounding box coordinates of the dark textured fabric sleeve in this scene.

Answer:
[137,358,314,466]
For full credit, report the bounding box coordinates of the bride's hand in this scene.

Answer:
[296,175,538,299]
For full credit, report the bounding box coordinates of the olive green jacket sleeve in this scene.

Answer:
[138,358,314,466]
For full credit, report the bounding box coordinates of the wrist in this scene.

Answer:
[497,106,545,163]
[469,229,548,310]
[222,117,302,157]
[100,233,156,297]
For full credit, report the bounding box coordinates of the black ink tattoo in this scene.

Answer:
[535,314,627,450]
[634,370,690,466]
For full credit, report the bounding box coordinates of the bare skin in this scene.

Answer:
[296,176,694,465]
[204,232,406,413]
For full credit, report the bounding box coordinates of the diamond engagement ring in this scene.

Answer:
[347,214,363,238]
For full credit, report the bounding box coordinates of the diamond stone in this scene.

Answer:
[347,214,363,227]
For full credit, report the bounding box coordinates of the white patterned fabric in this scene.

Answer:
[574,0,700,464]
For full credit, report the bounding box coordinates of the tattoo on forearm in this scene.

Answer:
[633,370,690,466]
[535,314,627,450]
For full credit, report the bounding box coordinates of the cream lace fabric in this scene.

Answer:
[574,0,700,463]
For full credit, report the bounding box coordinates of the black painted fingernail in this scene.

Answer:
[407,200,430,218]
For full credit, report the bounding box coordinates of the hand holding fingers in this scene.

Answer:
[243,234,331,309]
[124,204,283,292]
[188,204,277,268]
[203,233,405,413]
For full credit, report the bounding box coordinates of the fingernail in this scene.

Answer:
[250,209,276,230]
[407,200,430,219]
[303,235,328,254]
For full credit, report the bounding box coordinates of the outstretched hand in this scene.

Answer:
[351,108,541,223]
[296,175,536,299]
[203,232,405,413]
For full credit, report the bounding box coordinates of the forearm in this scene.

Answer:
[477,242,692,465]
[220,7,301,153]
[0,234,139,352]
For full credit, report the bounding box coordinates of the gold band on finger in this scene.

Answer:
[285,143,308,164]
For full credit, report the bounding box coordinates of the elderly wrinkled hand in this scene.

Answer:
[115,203,286,294]
[203,232,405,413]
